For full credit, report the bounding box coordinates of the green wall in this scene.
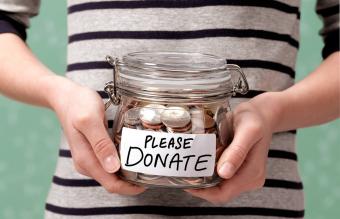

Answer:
[0,0,339,218]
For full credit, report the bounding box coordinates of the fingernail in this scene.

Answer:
[218,162,236,179]
[104,155,120,173]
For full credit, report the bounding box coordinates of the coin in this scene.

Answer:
[120,169,138,180]
[115,133,121,140]
[168,177,203,186]
[190,107,204,119]
[204,108,215,118]
[205,126,217,134]
[167,177,187,185]
[214,106,227,124]
[191,117,205,134]
[124,108,141,126]
[113,135,121,146]
[167,122,192,133]
[204,114,216,129]
[167,129,192,134]
[216,145,224,159]
[124,124,137,129]
[116,105,130,134]
[139,104,166,125]
[141,122,164,130]
[190,108,215,129]
[182,177,204,185]
[161,106,191,128]
[136,124,144,130]
[138,173,162,181]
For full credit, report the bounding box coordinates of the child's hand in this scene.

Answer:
[49,76,145,195]
[186,95,276,203]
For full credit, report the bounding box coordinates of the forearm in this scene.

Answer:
[0,33,71,108]
[251,52,340,132]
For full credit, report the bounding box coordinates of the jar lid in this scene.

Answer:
[108,51,246,103]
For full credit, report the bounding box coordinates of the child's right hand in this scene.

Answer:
[46,75,146,195]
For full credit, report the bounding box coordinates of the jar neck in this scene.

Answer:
[117,88,231,104]
[116,58,234,101]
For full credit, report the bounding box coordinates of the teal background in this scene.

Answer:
[0,0,339,218]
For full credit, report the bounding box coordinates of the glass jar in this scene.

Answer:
[103,51,249,189]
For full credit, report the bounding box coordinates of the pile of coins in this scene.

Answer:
[113,102,229,188]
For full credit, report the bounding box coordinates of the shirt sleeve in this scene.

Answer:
[316,0,339,59]
[0,0,40,41]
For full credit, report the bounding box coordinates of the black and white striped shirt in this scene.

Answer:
[1,0,339,218]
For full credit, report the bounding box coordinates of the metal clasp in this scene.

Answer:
[226,64,249,96]
[104,56,121,110]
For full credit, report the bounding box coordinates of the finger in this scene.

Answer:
[64,127,92,177]
[185,174,240,204]
[74,162,91,177]
[186,168,248,203]
[187,138,268,203]
[88,158,146,195]
[104,114,109,129]
[217,116,263,179]
[75,115,120,173]
[218,111,234,147]
[67,127,145,195]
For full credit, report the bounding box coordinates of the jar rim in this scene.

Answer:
[121,51,228,72]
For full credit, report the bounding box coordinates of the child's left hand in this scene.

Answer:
[185,95,275,204]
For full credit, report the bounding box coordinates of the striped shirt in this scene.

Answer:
[1,0,339,218]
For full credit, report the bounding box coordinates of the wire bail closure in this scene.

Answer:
[104,56,121,110]
[227,64,249,96]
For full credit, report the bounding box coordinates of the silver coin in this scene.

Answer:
[136,124,144,130]
[139,104,166,125]
[214,106,227,124]
[161,106,191,128]
[190,107,204,118]
[191,117,205,134]
[124,108,141,126]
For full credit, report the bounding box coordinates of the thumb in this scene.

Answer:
[217,122,261,179]
[79,118,121,173]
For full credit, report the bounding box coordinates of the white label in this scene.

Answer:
[119,127,216,177]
